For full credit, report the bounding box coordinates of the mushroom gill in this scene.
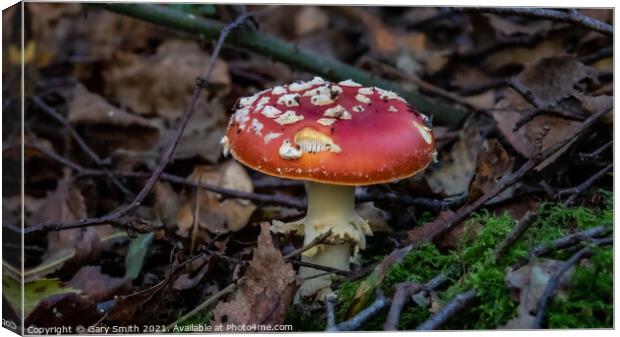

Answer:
[294,127,341,154]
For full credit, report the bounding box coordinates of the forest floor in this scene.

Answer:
[2,3,613,332]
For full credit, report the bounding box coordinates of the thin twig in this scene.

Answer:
[359,56,477,110]
[464,7,613,36]
[493,211,537,260]
[31,96,133,198]
[579,140,612,160]
[325,293,337,329]
[326,291,390,331]
[23,14,251,234]
[531,225,610,258]
[506,77,545,109]
[559,163,612,205]
[531,237,612,328]
[289,260,350,276]
[405,108,609,248]
[384,283,421,331]
[284,229,333,260]
[579,46,613,65]
[416,289,477,330]
[18,143,305,211]
[358,191,467,211]
[31,96,106,167]
[384,271,451,330]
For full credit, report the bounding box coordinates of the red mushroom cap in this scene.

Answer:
[222,77,436,186]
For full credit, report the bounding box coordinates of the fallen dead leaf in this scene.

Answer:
[213,222,299,328]
[469,138,514,201]
[155,182,182,232]
[29,179,110,273]
[517,55,597,108]
[104,40,230,121]
[68,84,161,152]
[68,266,131,302]
[491,110,536,158]
[425,113,494,196]
[483,38,565,74]
[502,258,573,329]
[176,161,256,239]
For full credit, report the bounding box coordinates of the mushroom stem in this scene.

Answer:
[295,181,371,300]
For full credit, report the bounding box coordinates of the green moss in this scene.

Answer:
[547,247,613,328]
[304,191,613,330]
[384,244,458,288]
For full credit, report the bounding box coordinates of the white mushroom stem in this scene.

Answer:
[277,181,371,300]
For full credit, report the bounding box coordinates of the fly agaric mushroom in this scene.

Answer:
[221,77,435,300]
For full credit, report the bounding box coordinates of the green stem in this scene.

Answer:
[90,3,467,126]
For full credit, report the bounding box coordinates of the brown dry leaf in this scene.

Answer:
[517,55,597,108]
[295,7,329,36]
[502,258,573,329]
[162,100,227,163]
[68,266,131,302]
[68,84,161,152]
[425,114,493,196]
[524,115,581,155]
[176,161,256,238]
[451,67,495,91]
[104,40,230,121]
[213,222,299,328]
[574,94,613,124]
[483,38,564,74]
[30,179,105,266]
[491,110,536,158]
[154,182,181,231]
[469,139,514,201]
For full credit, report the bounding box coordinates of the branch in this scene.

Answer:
[416,289,477,330]
[558,162,612,205]
[90,3,467,126]
[326,292,390,331]
[493,211,537,260]
[579,46,613,65]
[384,272,450,330]
[464,7,613,36]
[578,140,612,160]
[531,225,610,258]
[289,260,350,276]
[23,14,252,234]
[325,294,337,329]
[30,96,133,198]
[283,229,333,260]
[405,108,609,248]
[358,191,467,211]
[531,237,612,328]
